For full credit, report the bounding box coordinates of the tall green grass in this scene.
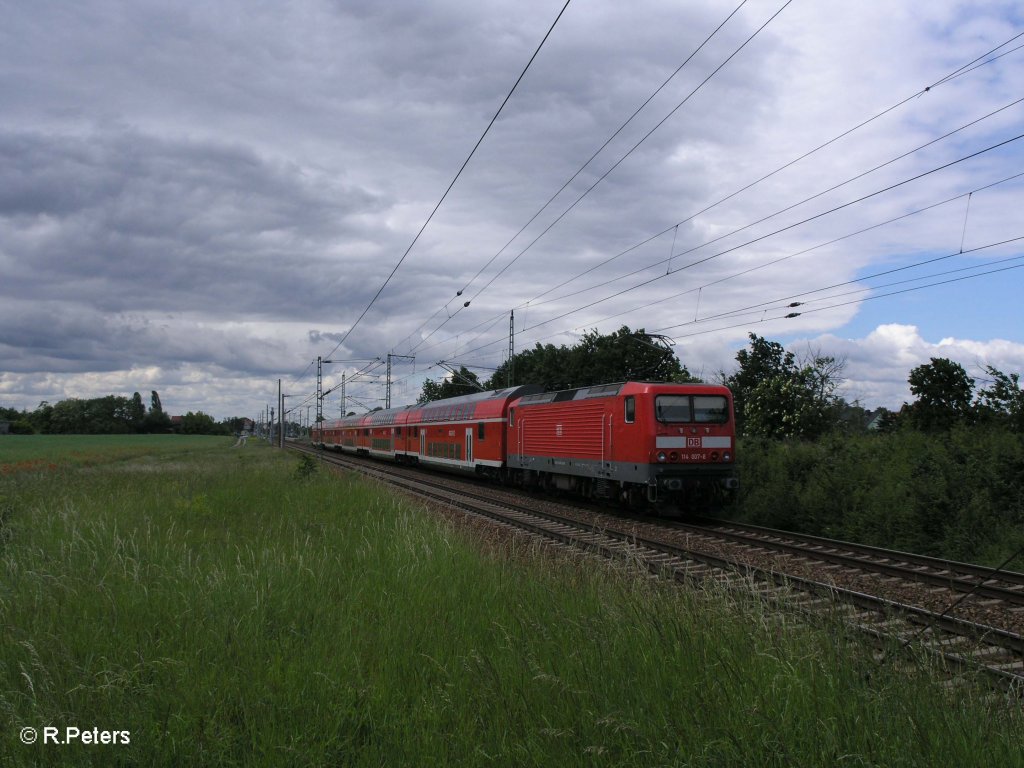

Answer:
[2,441,1021,766]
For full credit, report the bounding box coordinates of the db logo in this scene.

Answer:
[687,437,701,448]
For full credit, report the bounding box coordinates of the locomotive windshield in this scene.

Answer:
[655,395,728,424]
[655,395,690,422]
[693,395,728,423]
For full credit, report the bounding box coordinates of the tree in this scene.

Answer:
[905,358,974,432]
[570,327,698,386]
[143,390,172,433]
[28,401,53,433]
[418,366,483,404]
[975,365,1024,432]
[724,334,795,433]
[23,395,143,434]
[722,334,845,439]
[489,341,574,392]
[0,406,35,434]
[47,398,91,434]
[484,326,698,393]
[177,411,218,435]
[129,392,146,432]
[220,416,252,435]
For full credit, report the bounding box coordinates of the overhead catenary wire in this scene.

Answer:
[395,0,753,356]
[567,170,1024,332]
[633,263,1024,345]
[501,133,1024,330]
[403,0,795,355]
[462,0,793,305]
[304,20,1023,412]
[415,134,1024,364]
[928,32,1024,89]
[671,258,1024,342]
[441,237,1024,373]
[519,32,1024,309]
[452,2,751,297]
[400,37,1023,366]
[528,96,1024,312]
[440,228,1024,370]
[317,0,574,365]
[657,241,1024,333]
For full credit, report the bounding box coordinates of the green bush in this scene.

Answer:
[733,426,1024,568]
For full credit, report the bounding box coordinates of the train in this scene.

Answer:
[311,380,738,513]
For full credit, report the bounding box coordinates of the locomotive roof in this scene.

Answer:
[516,382,625,405]
[515,381,729,406]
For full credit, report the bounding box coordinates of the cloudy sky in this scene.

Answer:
[1,0,1022,420]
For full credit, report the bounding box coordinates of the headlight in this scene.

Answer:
[657,451,667,462]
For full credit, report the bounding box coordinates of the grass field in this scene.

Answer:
[2,437,1022,766]
[0,434,230,475]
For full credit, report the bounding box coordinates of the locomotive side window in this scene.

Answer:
[655,395,692,423]
[624,396,635,423]
[509,408,515,427]
[693,396,728,423]
[478,422,485,440]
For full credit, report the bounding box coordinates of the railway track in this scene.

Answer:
[291,444,1024,693]
[681,518,1024,607]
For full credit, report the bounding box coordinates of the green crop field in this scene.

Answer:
[0,434,230,475]
[2,438,1021,766]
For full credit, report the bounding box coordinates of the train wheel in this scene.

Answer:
[620,485,646,511]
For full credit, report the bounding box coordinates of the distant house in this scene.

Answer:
[837,405,895,432]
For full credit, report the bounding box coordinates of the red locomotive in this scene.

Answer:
[312,381,738,512]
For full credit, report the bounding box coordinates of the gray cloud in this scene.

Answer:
[0,129,385,319]
[1,0,1021,418]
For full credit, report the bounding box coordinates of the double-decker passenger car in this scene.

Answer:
[400,385,542,476]
[314,385,542,477]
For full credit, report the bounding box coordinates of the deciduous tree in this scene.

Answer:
[484,326,697,393]
[417,366,483,404]
[976,365,1024,431]
[905,358,975,432]
[722,334,845,439]
[178,411,218,434]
